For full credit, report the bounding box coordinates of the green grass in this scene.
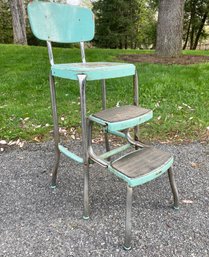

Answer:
[0,44,208,142]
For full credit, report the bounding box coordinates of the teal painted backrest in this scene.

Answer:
[27,1,95,43]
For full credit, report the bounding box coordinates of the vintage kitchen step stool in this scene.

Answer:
[28,1,179,250]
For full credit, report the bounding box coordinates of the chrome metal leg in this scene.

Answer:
[134,125,139,150]
[49,73,60,188]
[78,74,90,219]
[51,151,60,188]
[168,167,179,210]
[133,70,139,107]
[101,79,110,154]
[123,71,139,250]
[83,162,90,219]
[133,71,140,148]
[123,185,133,251]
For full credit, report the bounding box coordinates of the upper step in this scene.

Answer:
[89,105,153,131]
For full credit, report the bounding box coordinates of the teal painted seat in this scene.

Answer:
[28,1,179,251]
[52,62,135,81]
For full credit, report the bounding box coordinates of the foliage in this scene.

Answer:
[0,0,13,43]
[183,0,209,50]
[92,0,156,49]
[0,44,208,142]
[1,0,209,51]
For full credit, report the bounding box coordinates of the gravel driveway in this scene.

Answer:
[0,141,209,257]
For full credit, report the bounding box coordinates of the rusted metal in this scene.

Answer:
[101,79,111,157]
[78,74,90,219]
[49,73,60,188]
[123,185,133,251]
[168,167,179,209]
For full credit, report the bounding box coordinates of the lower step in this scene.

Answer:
[108,147,173,187]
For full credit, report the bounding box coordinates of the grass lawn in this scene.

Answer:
[0,44,208,143]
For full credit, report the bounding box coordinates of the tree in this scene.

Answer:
[92,0,156,49]
[156,0,185,57]
[183,0,209,50]
[9,0,27,45]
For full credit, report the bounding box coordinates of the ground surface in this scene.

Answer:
[119,54,209,65]
[0,141,209,257]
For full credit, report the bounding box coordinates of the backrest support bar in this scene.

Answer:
[80,42,86,63]
[47,41,54,65]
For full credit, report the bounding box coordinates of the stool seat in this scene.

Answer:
[108,147,173,187]
[51,62,135,81]
[89,105,153,131]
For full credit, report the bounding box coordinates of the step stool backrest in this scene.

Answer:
[27,1,95,43]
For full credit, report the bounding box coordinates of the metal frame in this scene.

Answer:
[47,41,54,66]
[87,70,148,164]
[124,185,133,250]
[80,42,86,64]
[47,41,90,218]
[29,2,180,251]
[101,79,110,155]
[46,37,179,251]
[168,167,179,209]
[133,71,140,149]
[49,73,60,188]
[87,71,180,250]
[77,74,90,219]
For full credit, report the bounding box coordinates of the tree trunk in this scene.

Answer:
[124,35,128,49]
[189,2,196,50]
[156,0,185,57]
[192,11,209,50]
[119,39,123,49]
[183,17,191,50]
[10,0,27,45]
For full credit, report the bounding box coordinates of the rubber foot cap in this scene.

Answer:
[173,205,179,210]
[123,245,132,251]
[83,215,90,220]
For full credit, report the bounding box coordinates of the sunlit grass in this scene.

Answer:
[0,44,208,142]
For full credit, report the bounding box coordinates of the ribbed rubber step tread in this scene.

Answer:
[111,147,173,179]
[91,105,151,123]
